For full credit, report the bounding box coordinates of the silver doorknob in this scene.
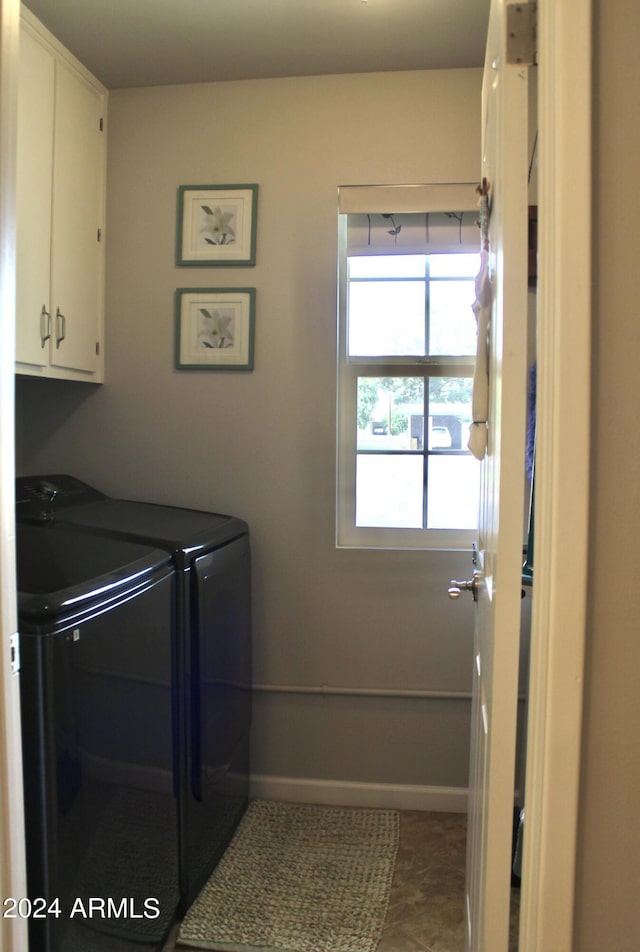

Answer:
[448,572,480,602]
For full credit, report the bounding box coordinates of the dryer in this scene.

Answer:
[16,522,179,951]
[16,474,252,913]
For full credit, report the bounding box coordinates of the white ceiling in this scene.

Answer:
[22,0,490,90]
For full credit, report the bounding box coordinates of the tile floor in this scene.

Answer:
[378,810,469,952]
[163,809,519,952]
[377,810,519,952]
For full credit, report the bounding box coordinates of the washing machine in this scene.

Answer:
[16,474,252,913]
[16,521,179,951]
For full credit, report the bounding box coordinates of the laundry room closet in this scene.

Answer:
[16,18,483,806]
[14,1,494,949]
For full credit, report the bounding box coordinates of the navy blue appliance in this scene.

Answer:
[16,475,252,914]
[16,522,179,951]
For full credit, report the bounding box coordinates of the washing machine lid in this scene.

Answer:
[16,523,171,620]
[16,475,248,558]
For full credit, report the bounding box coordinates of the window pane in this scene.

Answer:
[356,455,424,528]
[429,279,477,356]
[429,253,480,278]
[349,254,425,278]
[427,455,480,529]
[348,281,426,356]
[428,377,473,450]
[357,377,424,450]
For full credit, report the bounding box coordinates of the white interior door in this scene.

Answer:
[464,1,529,948]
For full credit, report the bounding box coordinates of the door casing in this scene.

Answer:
[519,1,591,950]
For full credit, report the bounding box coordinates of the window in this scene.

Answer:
[336,185,482,549]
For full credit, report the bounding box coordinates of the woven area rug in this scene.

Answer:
[177,799,400,952]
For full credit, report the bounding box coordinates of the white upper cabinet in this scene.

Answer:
[16,10,107,381]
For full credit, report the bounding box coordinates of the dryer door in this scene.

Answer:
[20,567,179,951]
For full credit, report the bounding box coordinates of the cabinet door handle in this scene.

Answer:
[55,307,66,348]
[40,306,51,348]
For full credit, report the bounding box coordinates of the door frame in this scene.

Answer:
[520,1,591,949]
[0,1,29,950]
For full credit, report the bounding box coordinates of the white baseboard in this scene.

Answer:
[249,774,468,813]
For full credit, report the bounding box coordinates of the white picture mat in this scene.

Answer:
[178,291,252,365]
[181,189,254,262]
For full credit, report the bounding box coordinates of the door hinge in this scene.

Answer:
[99,117,104,131]
[506,2,537,66]
[96,341,100,356]
[10,633,20,675]
[97,228,102,242]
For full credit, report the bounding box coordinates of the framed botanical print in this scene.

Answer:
[176,184,258,266]
[175,287,256,371]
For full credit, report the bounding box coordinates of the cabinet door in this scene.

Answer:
[50,59,103,375]
[16,29,54,368]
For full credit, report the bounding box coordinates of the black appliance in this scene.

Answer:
[16,523,179,951]
[16,474,252,914]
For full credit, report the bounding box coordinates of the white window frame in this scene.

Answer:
[336,183,481,551]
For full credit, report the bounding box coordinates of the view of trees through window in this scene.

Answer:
[356,376,473,437]
[347,252,480,532]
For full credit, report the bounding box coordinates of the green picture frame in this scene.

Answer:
[176,184,258,266]
[174,287,256,371]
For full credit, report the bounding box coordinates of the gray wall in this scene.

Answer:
[574,0,640,947]
[16,68,483,806]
